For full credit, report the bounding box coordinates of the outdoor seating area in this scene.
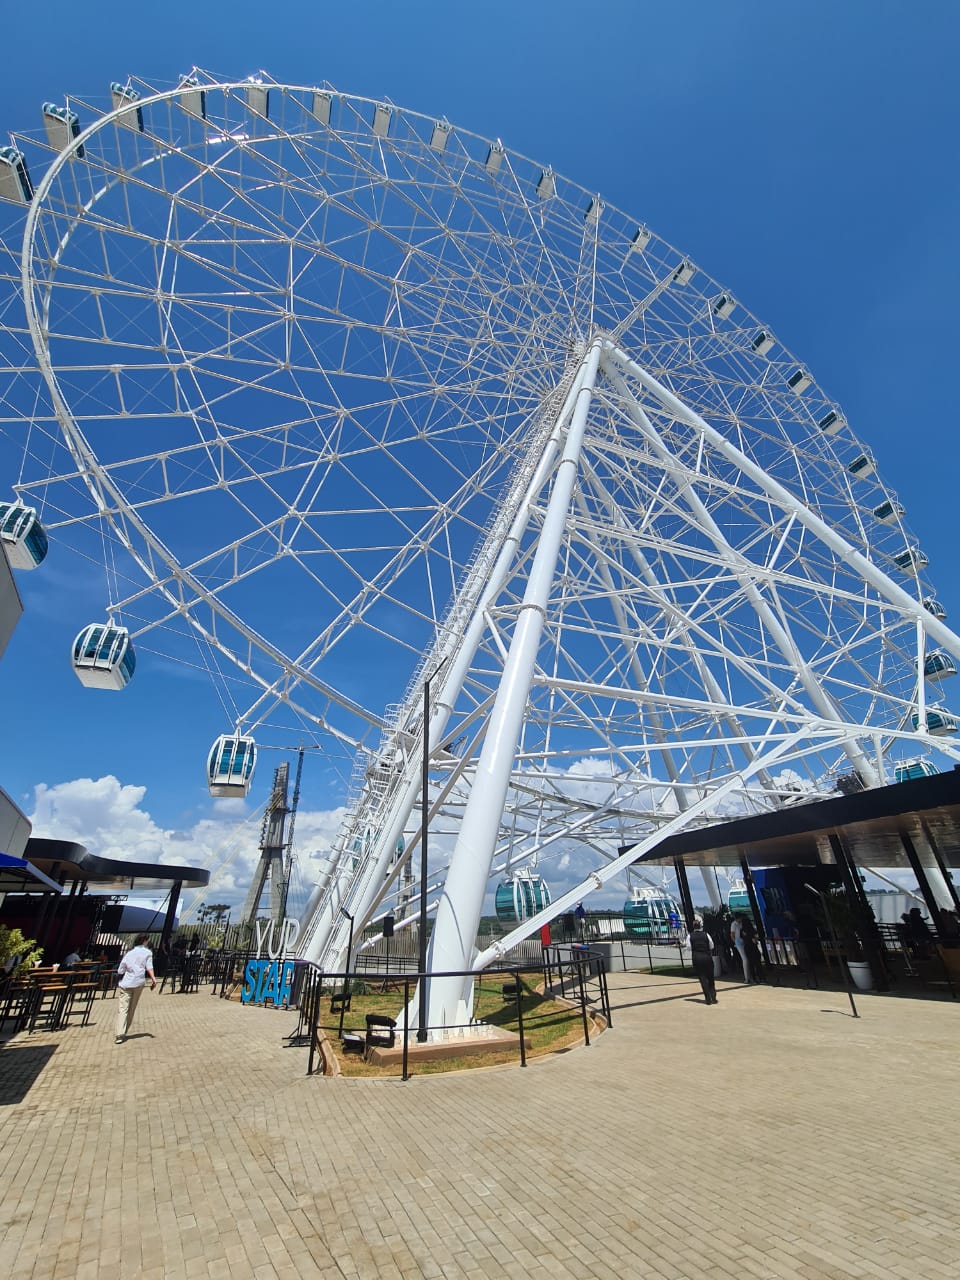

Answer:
[0,961,110,1036]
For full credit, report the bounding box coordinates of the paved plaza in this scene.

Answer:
[0,971,958,1280]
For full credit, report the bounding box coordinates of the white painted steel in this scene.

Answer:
[1,73,956,1026]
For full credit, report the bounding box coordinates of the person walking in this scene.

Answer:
[689,918,718,1005]
[116,933,156,1043]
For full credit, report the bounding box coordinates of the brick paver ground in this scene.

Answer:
[0,971,958,1279]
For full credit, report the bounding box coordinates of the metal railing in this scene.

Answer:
[290,949,610,1079]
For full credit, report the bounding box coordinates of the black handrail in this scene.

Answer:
[291,953,607,1078]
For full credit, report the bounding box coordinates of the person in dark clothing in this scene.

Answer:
[688,918,718,1005]
[740,914,764,983]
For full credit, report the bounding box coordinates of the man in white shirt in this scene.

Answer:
[116,933,157,1043]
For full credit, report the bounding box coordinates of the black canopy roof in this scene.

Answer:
[621,768,960,872]
[25,838,210,891]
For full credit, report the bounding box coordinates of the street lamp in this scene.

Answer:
[418,657,448,1042]
[337,905,355,1038]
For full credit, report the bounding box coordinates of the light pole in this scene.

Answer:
[337,905,355,1039]
[418,658,447,1042]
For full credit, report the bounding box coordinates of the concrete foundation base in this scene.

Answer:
[367,1025,531,1067]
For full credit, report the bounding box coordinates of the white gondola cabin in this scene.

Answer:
[894,759,937,784]
[0,146,33,204]
[912,707,958,736]
[923,651,957,682]
[584,196,603,226]
[372,103,392,138]
[0,502,48,569]
[623,887,682,938]
[178,75,207,120]
[673,260,695,285]
[818,408,845,435]
[873,499,905,525]
[207,734,258,798]
[43,103,83,157]
[310,90,332,125]
[752,330,774,356]
[110,83,144,131]
[484,142,504,174]
[893,544,928,573]
[714,293,736,319]
[631,225,651,252]
[923,597,947,621]
[536,168,555,199]
[787,368,812,395]
[494,868,552,924]
[72,624,136,690]
[847,453,875,480]
[245,79,269,118]
[429,120,451,152]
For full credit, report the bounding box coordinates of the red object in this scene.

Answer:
[540,923,552,947]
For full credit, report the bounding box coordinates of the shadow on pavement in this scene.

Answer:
[0,1043,57,1104]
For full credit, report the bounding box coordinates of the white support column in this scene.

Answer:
[299,361,591,966]
[701,868,723,910]
[422,338,604,1032]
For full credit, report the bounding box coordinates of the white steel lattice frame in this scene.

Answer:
[1,72,959,1029]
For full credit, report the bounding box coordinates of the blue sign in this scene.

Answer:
[241,958,296,1006]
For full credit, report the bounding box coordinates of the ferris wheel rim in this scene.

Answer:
[7,66,954,787]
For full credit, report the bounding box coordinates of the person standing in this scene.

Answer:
[116,933,156,1043]
[730,914,752,983]
[689,918,718,1005]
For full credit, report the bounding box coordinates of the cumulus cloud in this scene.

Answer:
[27,776,345,915]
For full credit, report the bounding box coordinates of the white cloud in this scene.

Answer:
[27,776,345,916]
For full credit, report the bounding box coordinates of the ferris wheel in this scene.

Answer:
[2,70,960,1033]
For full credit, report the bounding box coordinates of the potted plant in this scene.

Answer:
[817,888,874,991]
[0,924,43,976]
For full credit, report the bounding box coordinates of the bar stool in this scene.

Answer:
[65,980,100,1027]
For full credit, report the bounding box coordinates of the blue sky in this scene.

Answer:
[1,2,958,910]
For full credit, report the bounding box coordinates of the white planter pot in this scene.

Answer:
[847,960,874,991]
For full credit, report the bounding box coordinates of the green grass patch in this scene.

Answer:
[315,974,588,1076]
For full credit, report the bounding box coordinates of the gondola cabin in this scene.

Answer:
[494,870,552,924]
[630,225,651,252]
[847,453,875,480]
[911,708,958,737]
[245,79,269,118]
[0,146,33,204]
[873,499,905,525]
[110,83,144,131]
[923,597,947,621]
[923,651,957,682]
[818,409,845,435]
[622,887,681,939]
[207,734,257,798]
[0,502,48,569]
[178,75,207,120]
[42,103,83,156]
[71,624,136,690]
[727,883,753,915]
[894,759,937,784]
[893,545,928,573]
[673,260,695,285]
